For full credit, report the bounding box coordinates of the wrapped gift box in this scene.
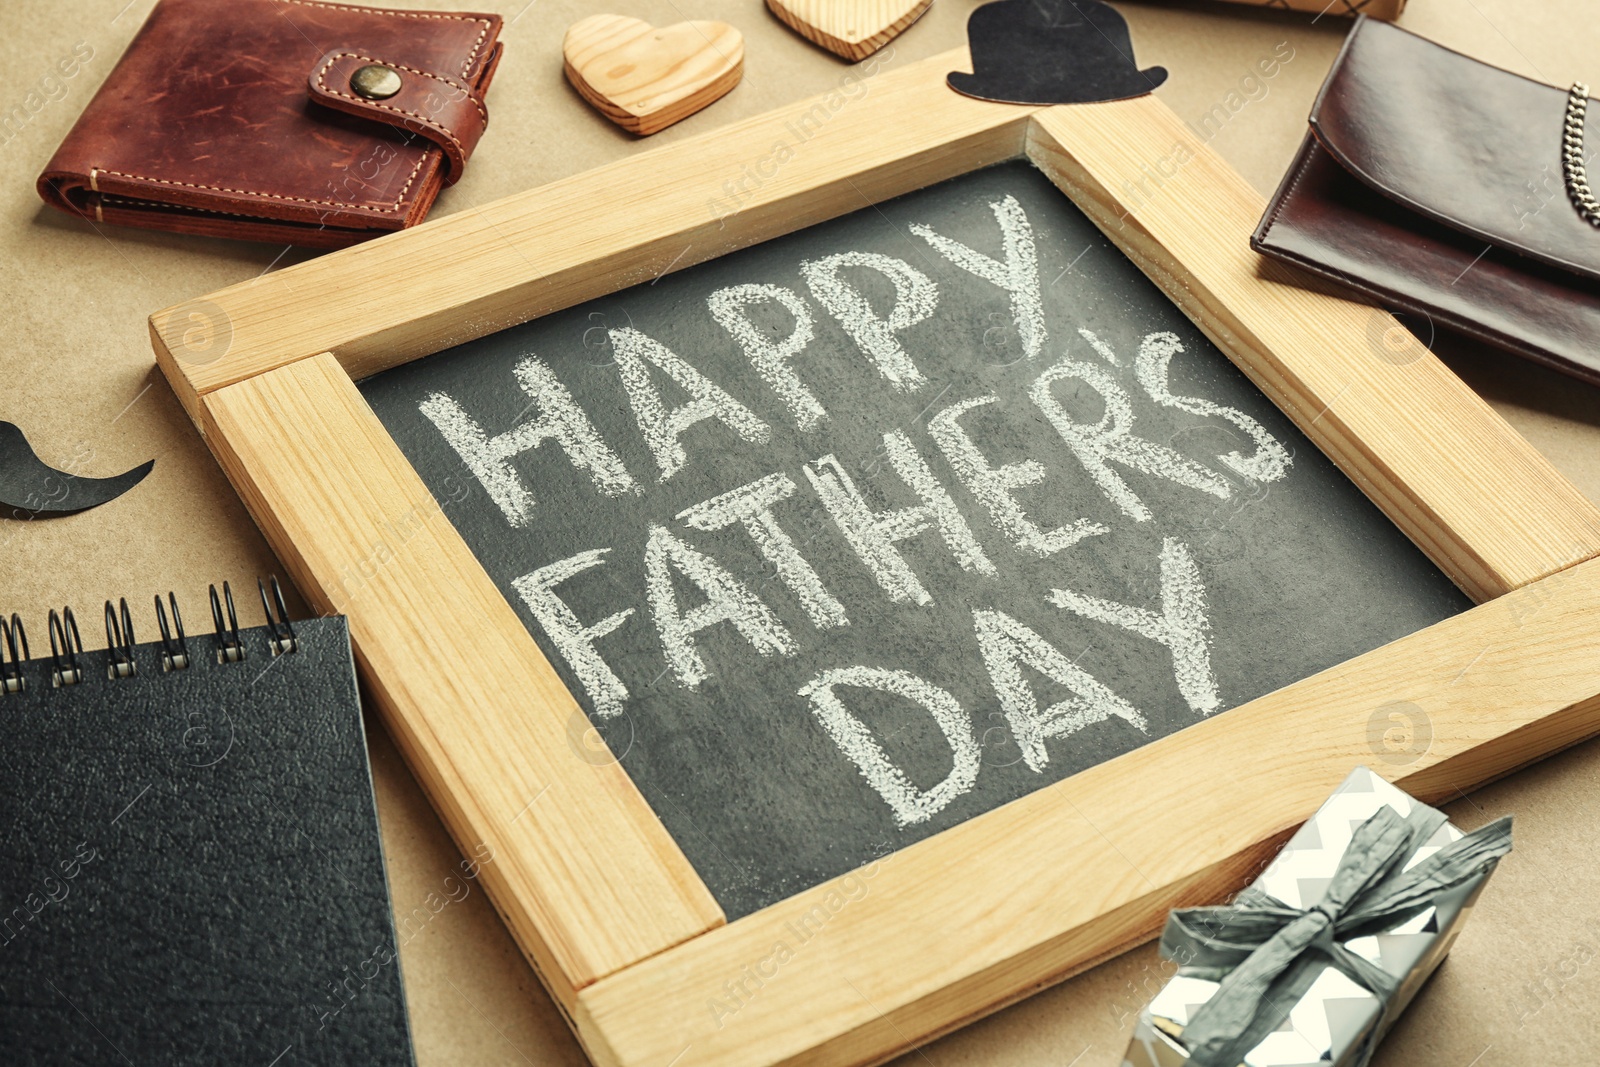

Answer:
[1123,766,1510,1067]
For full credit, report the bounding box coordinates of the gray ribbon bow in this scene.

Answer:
[1160,803,1513,1067]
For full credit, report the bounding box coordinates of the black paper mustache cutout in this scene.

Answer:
[0,421,153,518]
[949,0,1168,106]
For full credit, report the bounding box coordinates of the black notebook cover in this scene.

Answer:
[0,610,415,1066]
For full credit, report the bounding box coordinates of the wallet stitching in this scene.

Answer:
[95,153,428,215]
[314,83,465,169]
[76,1,492,217]
[101,194,323,221]
[1259,142,1321,244]
[277,0,492,78]
[315,53,488,127]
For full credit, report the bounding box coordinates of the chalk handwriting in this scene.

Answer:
[419,355,638,527]
[798,666,980,827]
[422,191,1295,830]
[612,327,771,482]
[974,607,1147,772]
[912,194,1046,360]
[645,524,797,689]
[679,473,848,630]
[800,252,937,391]
[1048,537,1221,715]
[708,284,828,432]
[1135,332,1292,484]
[1031,354,1233,522]
[513,549,633,718]
[805,434,996,606]
[928,394,1107,556]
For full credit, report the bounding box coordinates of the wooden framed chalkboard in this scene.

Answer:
[152,48,1600,1067]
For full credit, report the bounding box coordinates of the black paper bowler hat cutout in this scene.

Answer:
[949,0,1168,106]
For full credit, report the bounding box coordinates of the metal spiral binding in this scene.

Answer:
[210,582,247,663]
[104,598,138,679]
[1,614,27,694]
[258,577,298,656]
[1564,83,1600,228]
[155,592,189,672]
[1,578,298,685]
[48,607,85,687]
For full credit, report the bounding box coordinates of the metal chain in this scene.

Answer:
[1564,82,1600,228]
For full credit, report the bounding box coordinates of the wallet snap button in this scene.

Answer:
[350,64,403,100]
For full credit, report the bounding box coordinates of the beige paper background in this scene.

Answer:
[3,2,1597,1064]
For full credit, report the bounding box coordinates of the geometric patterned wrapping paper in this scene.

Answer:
[1123,767,1493,1067]
[1195,0,1404,18]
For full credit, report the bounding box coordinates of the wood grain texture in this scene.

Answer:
[563,15,743,136]
[1023,102,1600,601]
[149,48,1033,428]
[200,354,724,1008]
[764,0,932,61]
[575,554,1600,1067]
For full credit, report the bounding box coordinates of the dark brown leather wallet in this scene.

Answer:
[37,0,503,248]
[1253,17,1600,388]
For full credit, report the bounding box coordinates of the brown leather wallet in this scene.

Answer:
[1252,18,1600,389]
[37,0,503,248]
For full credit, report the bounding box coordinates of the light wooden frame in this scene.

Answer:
[152,48,1600,1067]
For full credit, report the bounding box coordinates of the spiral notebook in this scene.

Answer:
[0,582,415,1067]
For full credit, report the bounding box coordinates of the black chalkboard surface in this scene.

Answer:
[360,160,1469,920]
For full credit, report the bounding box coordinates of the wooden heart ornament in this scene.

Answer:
[563,15,744,136]
[766,0,932,61]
